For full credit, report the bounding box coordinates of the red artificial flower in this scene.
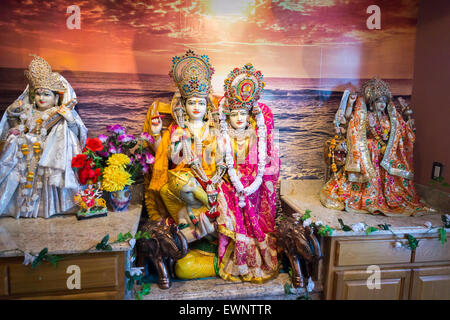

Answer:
[94,168,101,177]
[85,137,104,152]
[79,166,100,185]
[78,167,89,185]
[71,154,87,168]
[86,168,96,183]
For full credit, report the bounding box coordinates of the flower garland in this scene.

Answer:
[219,101,267,208]
[173,105,226,218]
[15,104,56,216]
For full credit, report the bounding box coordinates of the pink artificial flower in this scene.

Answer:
[140,132,154,144]
[108,142,117,154]
[142,164,149,174]
[117,134,135,143]
[98,134,108,143]
[97,150,109,157]
[106,124,126,135]
[144,152,155,165]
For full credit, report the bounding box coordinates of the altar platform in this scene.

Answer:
[140,273,321,300]
[280,179,450,300]
[0,205,141,299]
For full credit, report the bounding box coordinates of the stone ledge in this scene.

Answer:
[281,180,447,237]
[139,273,322,300]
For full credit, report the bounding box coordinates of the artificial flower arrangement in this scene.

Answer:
[71,125,155,215]
[95,125,155,211]
[96,124,155,186]
[71,137,108,220]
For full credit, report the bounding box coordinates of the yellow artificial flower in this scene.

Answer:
[74,195,88,210]
[95,198,107,207]
[107,153,131,168]
[101,165,133,192]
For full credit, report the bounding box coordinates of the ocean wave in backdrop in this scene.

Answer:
[0,68,412,180]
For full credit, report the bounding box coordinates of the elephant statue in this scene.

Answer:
[276,216,323,288]
[137,220,189,289]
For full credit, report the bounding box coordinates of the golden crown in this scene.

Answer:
[24,54,65,93]
[223,63,265,112]
[360,78,392,105]
[169,50,214,99]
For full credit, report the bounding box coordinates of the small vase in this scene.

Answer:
[110,185,132,212]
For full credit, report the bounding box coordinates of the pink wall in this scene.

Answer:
[412,0,450,188]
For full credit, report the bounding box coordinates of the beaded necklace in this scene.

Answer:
[16,104,56,215]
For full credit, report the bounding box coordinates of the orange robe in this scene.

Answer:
[320,97,425,216]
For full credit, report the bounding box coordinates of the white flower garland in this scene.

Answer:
[219,102,267,208]
[172,106,226,217]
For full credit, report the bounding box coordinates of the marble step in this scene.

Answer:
[136,273,322,300]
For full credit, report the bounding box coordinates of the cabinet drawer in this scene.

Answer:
[414,238,450,263]
[9,254,119,296]
[0,265,8,296]
[335,239,411,266]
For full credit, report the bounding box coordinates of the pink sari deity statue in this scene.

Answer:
[320,78,427,216]
[217,64,280,283]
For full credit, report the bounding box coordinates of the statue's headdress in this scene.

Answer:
[24,54,65,93]
[223,63,265,113]
[169,49,214,99]
[359,78,392,105]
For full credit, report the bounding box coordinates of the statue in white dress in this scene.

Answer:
[0,55,87,218]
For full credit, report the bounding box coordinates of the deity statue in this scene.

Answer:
[0,55,87,218]
[217,64,280,283]
[320,78,425,216]
[143,50,226,280]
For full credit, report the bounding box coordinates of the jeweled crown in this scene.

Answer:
[169,50,214,99]
[24,54,65,92]
[223,63,265,111]
[360,78,392,105]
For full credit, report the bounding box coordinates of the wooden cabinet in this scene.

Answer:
[334,268,411,300]
[414,238,450,263]
[335,239,411,266]
[0,265,8,297]
[410,266,450,300]
[0,252,125,300]
[322,234,450,300]
[280,180,450,300]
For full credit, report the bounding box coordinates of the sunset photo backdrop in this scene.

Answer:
[0,0,419,179]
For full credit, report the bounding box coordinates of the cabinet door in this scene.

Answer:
[334,268,411,300]
[0,265,8,297]
[410,266,450,300]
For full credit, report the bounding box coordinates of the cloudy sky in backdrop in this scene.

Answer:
[0,0,418,80]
